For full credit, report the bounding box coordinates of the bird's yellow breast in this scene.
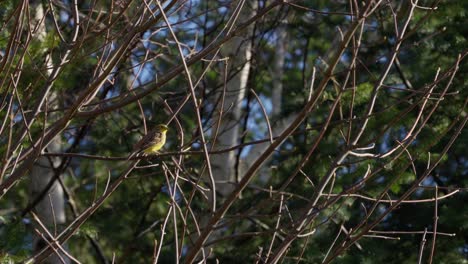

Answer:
[143,134,166,154]
[143,142,164,153]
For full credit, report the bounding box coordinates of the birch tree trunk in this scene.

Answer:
[244,20,293,182]
[29,2,68,263]
[210,2,254,197]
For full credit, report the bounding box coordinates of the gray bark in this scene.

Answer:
[245,20,292,183]
[210,4,254,197]
[29,3,68,263]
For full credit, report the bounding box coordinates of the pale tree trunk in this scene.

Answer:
[244,20,293,183]
[29,2,68,263]
[210,2,254,197]
[271,21,287,117]
[198,2,254,259]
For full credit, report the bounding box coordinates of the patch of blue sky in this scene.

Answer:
[60,10,69,22]
[240,93,273,158]
[161,183,182,203]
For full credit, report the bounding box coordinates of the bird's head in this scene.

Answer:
[155,124,169,132]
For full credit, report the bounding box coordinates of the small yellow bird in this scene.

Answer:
[133,124,169,155]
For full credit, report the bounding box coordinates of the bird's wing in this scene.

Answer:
[133,131,153,151]
[134,130,163,151]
